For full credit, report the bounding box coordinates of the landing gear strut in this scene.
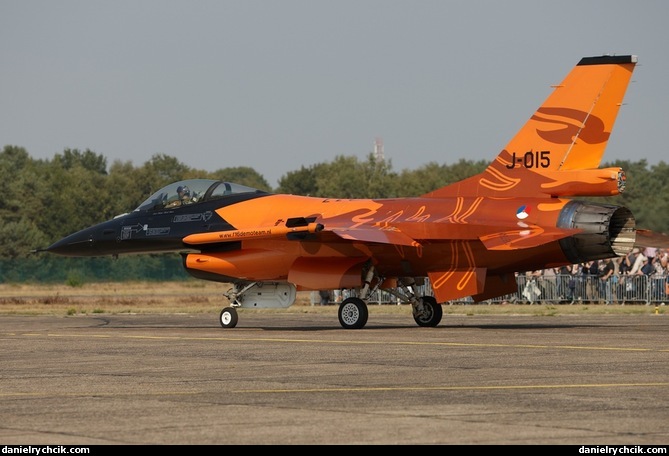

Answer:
[335,266,443,329]
[412,295,442,327]
[219,281,297,328]
[382,280,443,328]
[217,272,443,329]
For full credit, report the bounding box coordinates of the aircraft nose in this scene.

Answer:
[44,230,97,256]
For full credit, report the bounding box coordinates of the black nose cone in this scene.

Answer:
[44,229,98,257]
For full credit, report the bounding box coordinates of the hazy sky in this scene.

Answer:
[2,1,667,187]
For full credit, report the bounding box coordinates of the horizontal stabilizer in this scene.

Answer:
[479,226,579,250]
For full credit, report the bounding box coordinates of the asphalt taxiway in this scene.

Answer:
[1,311,668,445]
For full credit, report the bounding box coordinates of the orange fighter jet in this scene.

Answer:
[44,55,640,329]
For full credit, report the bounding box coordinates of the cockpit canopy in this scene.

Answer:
[134,179,264,212]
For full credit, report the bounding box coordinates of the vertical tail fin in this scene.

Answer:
[425,55,637,198]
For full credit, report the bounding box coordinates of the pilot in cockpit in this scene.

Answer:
[166,185,192,208]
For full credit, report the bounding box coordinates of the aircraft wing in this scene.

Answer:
[329,227,421,247]
[329,223,578,250]
[183,215,576,251]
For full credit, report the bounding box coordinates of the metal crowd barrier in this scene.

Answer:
[311,274,669,305]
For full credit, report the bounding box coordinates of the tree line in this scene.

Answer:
[1,145,667,283]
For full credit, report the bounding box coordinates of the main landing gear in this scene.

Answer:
[336,267,443,330]
[337,297,368,329]
[218,267,444,330]
[335,292,442,330]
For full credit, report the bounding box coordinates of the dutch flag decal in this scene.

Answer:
[516,205,531,220]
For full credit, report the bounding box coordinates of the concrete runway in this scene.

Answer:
[1,310,668,445]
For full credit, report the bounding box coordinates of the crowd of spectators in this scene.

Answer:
[520,247,669,305]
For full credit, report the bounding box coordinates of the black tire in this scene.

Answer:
[338,297,369,329]
[413,296,442,327]
[220,307,238,328]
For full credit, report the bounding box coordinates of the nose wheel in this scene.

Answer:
[220,307,239,328]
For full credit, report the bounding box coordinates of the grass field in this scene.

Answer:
[0,280,665,317]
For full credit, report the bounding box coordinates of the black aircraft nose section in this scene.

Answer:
[45,232,93,256]
[43,209,206,257]
[40,178,264,258]
[44,221,120,257]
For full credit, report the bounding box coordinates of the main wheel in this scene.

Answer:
[413,296,442,327]
[338,297,369,329]
[220,307,239,328]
